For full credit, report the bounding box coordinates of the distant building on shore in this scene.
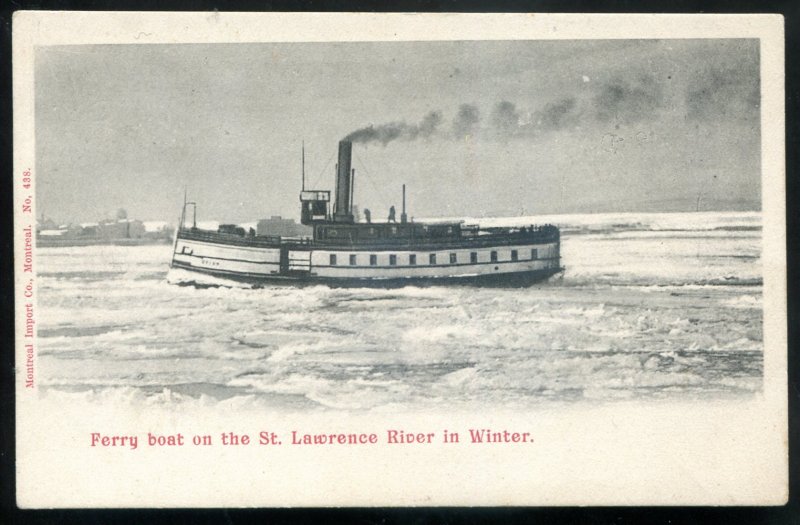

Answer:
[37,209,175,246]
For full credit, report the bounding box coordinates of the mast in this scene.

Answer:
[301,140,305,191]
[401,184,407,223]
[180,186,187,229]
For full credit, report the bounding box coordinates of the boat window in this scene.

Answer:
[490,251,498,262]
[391,226,398,235]
[449,253,457,264]
[409,254,417,265]
[350,254,357,266]
[511,250,518,261]
[470,252,477,263]
[330,254,337,266]
[429,253,436,265]
[370,254,377,266]
[311,201,327,215]
[531,248,538,260]
[390,254,397,266]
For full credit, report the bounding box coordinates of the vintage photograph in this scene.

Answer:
[14,12,786,507]
[33,38,762,410]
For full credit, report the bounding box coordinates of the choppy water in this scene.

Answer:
[35,211,762,412]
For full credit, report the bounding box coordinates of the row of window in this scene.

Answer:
[329,249,539,266]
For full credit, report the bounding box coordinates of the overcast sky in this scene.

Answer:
[35,39,760,223]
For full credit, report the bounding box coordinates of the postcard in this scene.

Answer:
[13,12,786,507]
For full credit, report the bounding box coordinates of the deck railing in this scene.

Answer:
[178,224,559,250]
[177,227,312,248]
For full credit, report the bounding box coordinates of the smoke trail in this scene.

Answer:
[344,110,443,146]
[534,98,577,130]
[491,101,523,138]
[452,104,480,138]
[685,66,759,123]
[594,75,663,123]
[344,94,585,146]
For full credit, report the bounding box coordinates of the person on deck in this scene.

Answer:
[388,206,396,223]
[364,208,371,223]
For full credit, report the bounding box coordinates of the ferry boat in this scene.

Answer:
[169,140,562,287]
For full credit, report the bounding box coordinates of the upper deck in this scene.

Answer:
[177,222,559,251]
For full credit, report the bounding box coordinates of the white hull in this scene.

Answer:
[171,233,561,287]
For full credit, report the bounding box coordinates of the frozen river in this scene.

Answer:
[34,211,763,412]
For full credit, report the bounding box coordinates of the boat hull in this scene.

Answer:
[170,228,562,288]
[170,259,563,288]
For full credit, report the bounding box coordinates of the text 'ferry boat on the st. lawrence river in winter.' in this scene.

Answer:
[170,140,563,287]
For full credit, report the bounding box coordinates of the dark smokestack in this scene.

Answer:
[350,168,355,216]
[334,140,353,222]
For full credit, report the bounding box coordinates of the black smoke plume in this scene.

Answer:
[344,110,443,146]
